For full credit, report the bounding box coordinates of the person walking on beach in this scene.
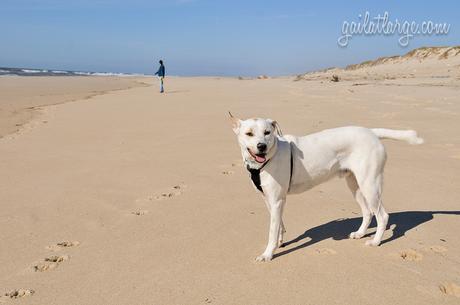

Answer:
[154,60,165,93]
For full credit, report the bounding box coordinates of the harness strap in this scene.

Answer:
[246,143,294,194]
[246,160,269,194]
[288,142,293,192]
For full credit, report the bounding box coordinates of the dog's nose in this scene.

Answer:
[257,143,267,152]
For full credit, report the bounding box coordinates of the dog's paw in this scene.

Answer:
[255,254,273,262]
[349,231,365,239]
[365,240,381,247]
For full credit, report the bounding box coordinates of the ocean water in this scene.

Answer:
[0,67,148,77]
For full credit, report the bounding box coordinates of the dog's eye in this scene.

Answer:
[245,132,254,137]
[264,130,270,136]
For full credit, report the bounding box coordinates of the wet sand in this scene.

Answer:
[0,76,149,138]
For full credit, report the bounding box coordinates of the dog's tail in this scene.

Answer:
[371,128,424,145]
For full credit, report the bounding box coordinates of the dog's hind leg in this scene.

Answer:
[358,174,389,246]
[345,173,372,239]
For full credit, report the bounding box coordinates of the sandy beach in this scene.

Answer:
[1,49,460,304]
[0,76,149,138]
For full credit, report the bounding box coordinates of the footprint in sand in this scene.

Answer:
[0,289,35,302]
[33,255,70,272]
[152,184,186,201]
[399,249,423,261]
[315,248,337,255]
[220,162,241,175]
[46,241,80,251]
[131,210,148,216]
[426,245,448,255]
[439,282,460,297]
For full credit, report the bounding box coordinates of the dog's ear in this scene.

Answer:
[269,119,283,136]
[228,111,241,134]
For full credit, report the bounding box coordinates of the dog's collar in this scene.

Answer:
[246,142,294,194]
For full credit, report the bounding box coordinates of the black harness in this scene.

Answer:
[246,143,294,194]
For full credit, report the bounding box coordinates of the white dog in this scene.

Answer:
[229,113,423,262]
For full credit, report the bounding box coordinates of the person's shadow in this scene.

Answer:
[274,211,460,259]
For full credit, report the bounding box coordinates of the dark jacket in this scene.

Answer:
[155,64,165,77]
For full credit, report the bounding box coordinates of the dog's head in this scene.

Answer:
[229,112,281,168]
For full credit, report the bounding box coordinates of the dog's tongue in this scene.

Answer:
[255,155,266,163]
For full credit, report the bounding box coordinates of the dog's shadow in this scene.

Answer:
[274,210,460,259]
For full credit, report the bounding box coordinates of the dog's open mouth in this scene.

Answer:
[248,148,267,163]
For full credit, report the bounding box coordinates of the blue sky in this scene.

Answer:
[1,0,459,76]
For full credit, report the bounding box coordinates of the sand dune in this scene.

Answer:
[1,49,460,304]
[299,46,460,82]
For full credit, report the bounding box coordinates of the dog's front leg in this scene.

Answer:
[263,196,286,247]
[256,197,285,262]
[279,220,286,247]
